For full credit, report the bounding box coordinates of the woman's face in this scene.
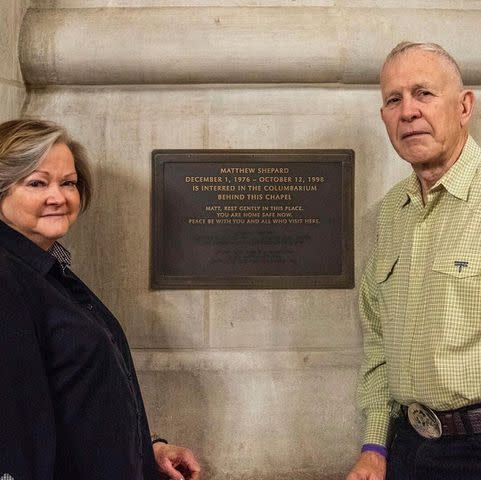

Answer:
[0,142,81,250]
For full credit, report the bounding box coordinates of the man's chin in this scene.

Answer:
[398,147,437,166]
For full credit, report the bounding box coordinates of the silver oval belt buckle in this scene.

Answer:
[407,402,443,439]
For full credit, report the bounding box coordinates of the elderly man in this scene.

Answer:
[347,42,480,480]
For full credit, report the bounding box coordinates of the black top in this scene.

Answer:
[0,220,158,480]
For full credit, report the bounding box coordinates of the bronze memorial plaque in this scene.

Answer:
[151,150,354,289]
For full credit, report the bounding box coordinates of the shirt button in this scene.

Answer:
[85,303,94,310]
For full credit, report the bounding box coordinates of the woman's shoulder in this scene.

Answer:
[0,246,38,326]
[0,245,28,284]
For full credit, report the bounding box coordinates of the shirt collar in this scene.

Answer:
[48,241,72,269]
[0,220,66,276]
[400,135,481,207]
[435,135,481,201]
[402,172,421,207]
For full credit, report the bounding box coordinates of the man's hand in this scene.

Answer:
[153,442,201,480]
[346,451,386,480]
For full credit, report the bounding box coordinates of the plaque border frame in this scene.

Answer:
[151,149,354,289]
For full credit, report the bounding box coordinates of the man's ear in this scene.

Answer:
[380,105,386,123]
[460,89,475,127]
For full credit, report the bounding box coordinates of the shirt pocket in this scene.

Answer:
[375,254,399,284]
[432,210,481,279]
[375,254,400,325]
[432,253,481,279]
[430,250,481,349]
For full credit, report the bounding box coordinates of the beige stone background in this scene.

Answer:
[2,1,481,478]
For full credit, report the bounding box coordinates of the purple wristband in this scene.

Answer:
[361,443,388,458]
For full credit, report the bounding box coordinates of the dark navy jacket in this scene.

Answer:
[0,220,159,479]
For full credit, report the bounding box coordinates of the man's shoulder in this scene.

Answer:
[379,176,412,214]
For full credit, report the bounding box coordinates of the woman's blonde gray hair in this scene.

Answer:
[0,118,92,212]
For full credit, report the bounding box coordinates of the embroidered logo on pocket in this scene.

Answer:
[454,260,469,273]
[1,474,15,480]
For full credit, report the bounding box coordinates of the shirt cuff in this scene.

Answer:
[151,435,168,445]
[361,443,388,458]
[363,408,393,447]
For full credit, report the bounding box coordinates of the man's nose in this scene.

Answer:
[46,184,67,204]
[400,97,421,122]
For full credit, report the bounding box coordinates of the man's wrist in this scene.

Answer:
[361,443,388,458]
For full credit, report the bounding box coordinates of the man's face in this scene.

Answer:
[380,49,466,167]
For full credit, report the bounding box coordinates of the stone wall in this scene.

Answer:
[0,1,29,122]
[17,2,481,478]
[20,7,481,85]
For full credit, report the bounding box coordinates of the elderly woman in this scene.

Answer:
[0,119,200,480]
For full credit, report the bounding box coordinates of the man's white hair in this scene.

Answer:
[382,41,464,88]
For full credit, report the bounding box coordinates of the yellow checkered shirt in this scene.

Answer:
[359,135,481,446]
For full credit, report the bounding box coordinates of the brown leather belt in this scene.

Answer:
[403,404,481,436]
